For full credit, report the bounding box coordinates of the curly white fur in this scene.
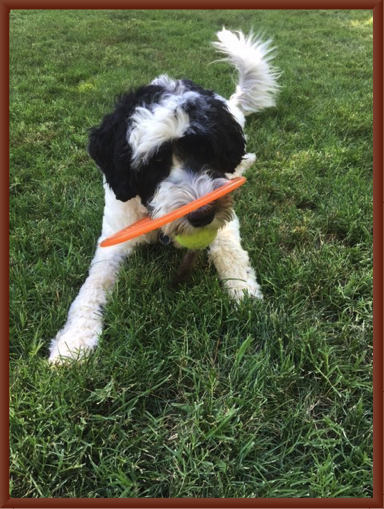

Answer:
[213,28,279,115]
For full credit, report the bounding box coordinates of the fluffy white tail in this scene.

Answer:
[212,28,279,116]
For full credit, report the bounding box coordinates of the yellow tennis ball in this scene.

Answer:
[175,229,218,249]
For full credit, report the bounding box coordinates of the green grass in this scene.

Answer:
[10,9,373,498]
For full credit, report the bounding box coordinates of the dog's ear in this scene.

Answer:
[215,122,246,174]
[88,98,138,202]
[183,96,246,175]
[212,103,246,174]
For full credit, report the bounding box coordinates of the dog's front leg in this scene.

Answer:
[48,186,152,364]
[48,241,133,363]
[208,215,263,302]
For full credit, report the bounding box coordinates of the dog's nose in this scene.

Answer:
[187,207,215,228]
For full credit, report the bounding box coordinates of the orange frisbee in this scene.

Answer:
[100,176,246,247]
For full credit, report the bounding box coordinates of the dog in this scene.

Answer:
[48,28,279,363]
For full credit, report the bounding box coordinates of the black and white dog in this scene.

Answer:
[49,28,279,363]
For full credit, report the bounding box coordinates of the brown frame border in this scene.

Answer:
[3,2,382,508]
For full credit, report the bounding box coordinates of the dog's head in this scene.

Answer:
[88,76,246,237]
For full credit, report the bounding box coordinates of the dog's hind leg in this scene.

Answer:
[208,215,263,302]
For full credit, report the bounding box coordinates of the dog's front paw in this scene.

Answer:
[48,328,99,364]
[228,283,264,302]
[226,267,263,302]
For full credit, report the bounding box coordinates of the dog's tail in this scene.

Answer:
[212,28,279,116]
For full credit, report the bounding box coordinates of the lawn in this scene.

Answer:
[9,9,373,498]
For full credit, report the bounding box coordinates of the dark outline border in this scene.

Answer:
[1,0,9,507]
[4,2,382,508]
[0,0,382,8]
[372,1,383,508]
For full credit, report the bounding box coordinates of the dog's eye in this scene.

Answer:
[152,141,173,165]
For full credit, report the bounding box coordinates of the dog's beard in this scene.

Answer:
[147,167,235,237]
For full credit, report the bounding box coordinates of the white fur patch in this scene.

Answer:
[151,74,177,89]
[128,90,199,168]
[212,28,279,115]
[151,74,183,93]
